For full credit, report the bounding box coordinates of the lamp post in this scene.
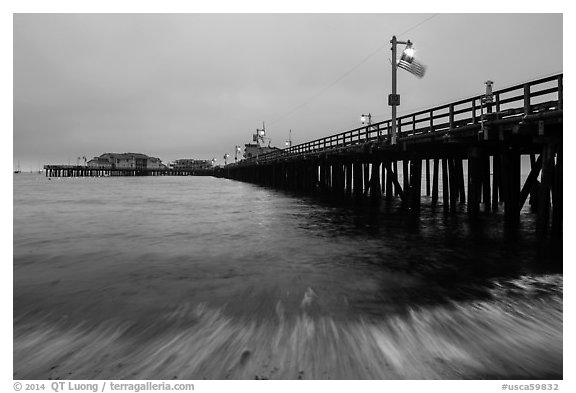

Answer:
[223,153,229,165]
[390,36,412,145]
[360,113,372,126]
[285,129,292,149]
[255,121,266,146]
[390,36,426,145]
[481,80,494,136]
[235,145,242,162]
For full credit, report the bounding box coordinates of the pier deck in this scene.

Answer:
[219,74,563,237]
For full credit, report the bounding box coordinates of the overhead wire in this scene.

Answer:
[268,14,439,128]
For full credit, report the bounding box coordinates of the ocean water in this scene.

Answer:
[13,173,562,380]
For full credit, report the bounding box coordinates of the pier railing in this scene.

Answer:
[237,74,562,166]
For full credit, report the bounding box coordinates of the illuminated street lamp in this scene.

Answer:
[360,113,372,125]
[235,145,242,162]
[253,122,267,146]
[223,153,230,165]
[257,122,265,139]
[285,129,292,148]
[390,36,426,145]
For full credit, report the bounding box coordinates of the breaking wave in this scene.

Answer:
[14,275,562,380]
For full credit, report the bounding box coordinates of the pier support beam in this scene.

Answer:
[467,147,481,218]
[552,146,562,238]
[537,143,555,237]
[334,163,346,198]
[455,158,466,204]
[519,154,543,211]
[448,159,458,210]
[319,160,327,191]
[502,146,521,228]
[393,161,400,196]
[345,162,353,197]
[432,158,439,206]
[403,159,410,195]
[442,159,449,212]
[482,154,491,211]
[370,161,382,201]
[353,162,363,199]
[409,156,422,211]
[384,161,404,200]
[492,154,501,211]
[385,160,393,200]
[425,159,431,196]
[363,163,370,196]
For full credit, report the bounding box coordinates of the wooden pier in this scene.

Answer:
[43,166,209,177]
[219,74,563,238]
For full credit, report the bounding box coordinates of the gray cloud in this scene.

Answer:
[14,13,562,170]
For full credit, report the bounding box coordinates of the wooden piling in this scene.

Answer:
[403,159,410,193]
[537,144,554,237]
[385,161,393,200]
[345,162,353,197]
[502,147,521,228]
[467,147,481,218]
[319,160,326,191]
[384,161,404,200]
[353,162,363,199]
[492,154,501,211]
[335,163,346,197]
[381,161,386,197]
[552,146,562,238]
[455,158,466,204]
[482,154,491,211]
[442,159,449,211]
[431,158,439,206]
[448,159,458,210]
[363,163,370,196]
[518,155,542,210]
[410,156,422,211]
[393,161,400,196]
[425,159,431,196]
[370,161,381,200]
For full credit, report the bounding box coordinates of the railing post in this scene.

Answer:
[429,110,433,133]
[472,99,477,124]
[523,83,531,116]
[412,115,416,135]
[449,104,455,129]
[558,75,563,110]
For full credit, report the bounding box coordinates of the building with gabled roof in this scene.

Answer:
[87,153,165,169]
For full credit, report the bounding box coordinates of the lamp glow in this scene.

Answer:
[403,46,414,59]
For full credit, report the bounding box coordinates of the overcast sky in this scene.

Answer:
[13,13,562,169]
